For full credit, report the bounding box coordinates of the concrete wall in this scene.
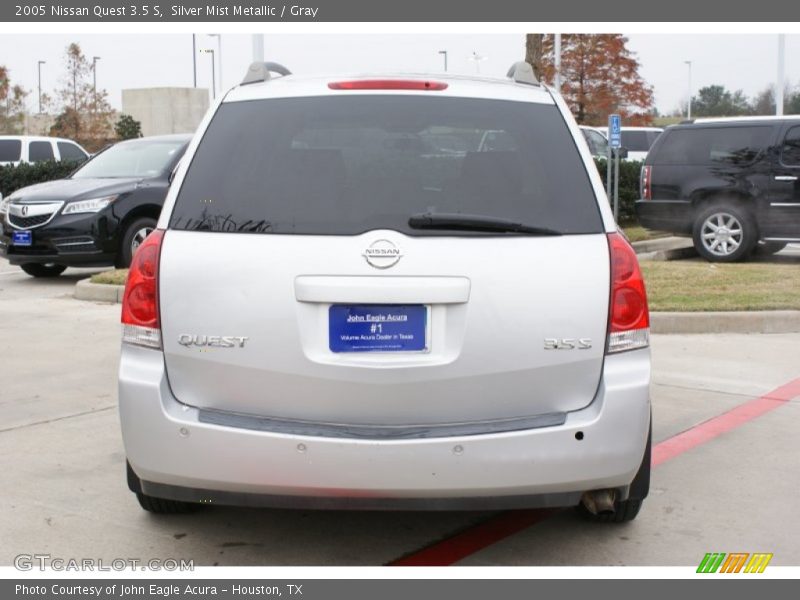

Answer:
[121,87,209,137]
[22,113,56,136]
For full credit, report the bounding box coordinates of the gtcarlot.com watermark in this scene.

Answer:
[14,554,194,572]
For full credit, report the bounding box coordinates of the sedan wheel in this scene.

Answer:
[130,226,154,256]
[118,217,158,268]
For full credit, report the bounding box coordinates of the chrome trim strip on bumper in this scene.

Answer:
[198,408,568,440]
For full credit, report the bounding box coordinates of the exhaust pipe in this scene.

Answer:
[581,489,617,515]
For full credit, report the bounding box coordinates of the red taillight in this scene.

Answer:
[641,165,652,200]
[121,229,164,348]
[328,80,448,91]
[607,233,649,353]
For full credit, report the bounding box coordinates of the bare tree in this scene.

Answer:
[525,34,544,80]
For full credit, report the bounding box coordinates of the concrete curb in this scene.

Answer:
[72,279,800,335]
[74,279,124,303]
[632,236,698,261]
[631,236,691,254]
[650,311,800,334]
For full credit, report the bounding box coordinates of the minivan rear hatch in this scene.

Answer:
[159,92,610,431]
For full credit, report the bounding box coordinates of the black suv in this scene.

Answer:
[0,134,190,277]
[635,117,800,261]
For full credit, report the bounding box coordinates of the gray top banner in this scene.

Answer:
[3,0,800,22]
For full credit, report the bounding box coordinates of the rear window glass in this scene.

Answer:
[652,126,772,165]
[74,139,185,179]
[0,139,22,162]
[170,96,603,236]
[58,141,88,162]
[29,141,55,162]
[621,130,660,152]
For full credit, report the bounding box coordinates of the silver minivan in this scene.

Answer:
[119,62,652,522]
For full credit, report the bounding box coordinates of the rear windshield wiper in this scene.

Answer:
[408,212,562,236]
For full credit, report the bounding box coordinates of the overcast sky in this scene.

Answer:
[1,33,798,115]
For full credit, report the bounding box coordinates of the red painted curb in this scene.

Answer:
[389,377,800,567]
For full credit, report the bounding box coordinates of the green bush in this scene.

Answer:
[592,157,643,225]
[0,160,82,198]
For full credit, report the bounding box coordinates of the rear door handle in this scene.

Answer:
[774,175,799,181]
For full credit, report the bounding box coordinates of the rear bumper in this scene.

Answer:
[635,200,693,234]
[119,345,651,510]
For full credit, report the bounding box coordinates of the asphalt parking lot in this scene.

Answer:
[1,256,799,567]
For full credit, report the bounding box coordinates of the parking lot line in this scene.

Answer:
[389,509,561,567]
[652,377,800,467]
[388,376,800,567]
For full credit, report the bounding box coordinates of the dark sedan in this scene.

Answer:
[0,134,191,277]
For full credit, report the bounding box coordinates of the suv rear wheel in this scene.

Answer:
[20,263,67,278]
[693,204,757,262]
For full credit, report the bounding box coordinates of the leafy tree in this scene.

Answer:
[691,85,752,117]
[50,43,113,149]
[752,84,800,115]
[526,34,655,125]
[50,107,82,140]
[0,65,29,134]
[787,91,800,115]
[114,114,143,140]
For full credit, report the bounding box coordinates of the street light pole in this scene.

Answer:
[192,34,197,87]
[92,56,101,111]
[684,60,692,119]
[252,34,265,62]
[210,34,223,93]
[776,34,785,116]
[201,49,216,99]
[554,33,562,92]
[37,60,45,113]
[438,50,448,72]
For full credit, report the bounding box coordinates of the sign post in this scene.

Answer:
[608,114,622,222]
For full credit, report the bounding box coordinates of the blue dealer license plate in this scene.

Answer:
[329,305,427,353]
[11,231,32,246]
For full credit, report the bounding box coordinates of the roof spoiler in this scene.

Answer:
[506,61,539,86]
[241,61,292,85]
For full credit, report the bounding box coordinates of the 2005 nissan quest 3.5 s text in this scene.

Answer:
[119,61,652,522]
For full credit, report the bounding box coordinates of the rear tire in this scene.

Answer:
[692,203,756,262]
[135,492,196,514]
[127,462,195,514]
[578,422,651,524]
[578,497,643,523]
[20,263,67,278]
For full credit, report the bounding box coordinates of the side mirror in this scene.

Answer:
[616,147,629,159]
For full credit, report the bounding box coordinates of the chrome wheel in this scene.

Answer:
[700,212,743,257]
[130,226,154,256]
